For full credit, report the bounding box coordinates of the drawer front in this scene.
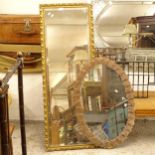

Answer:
[0,15,40,44]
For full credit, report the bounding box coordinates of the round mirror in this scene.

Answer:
[73,57,135,148]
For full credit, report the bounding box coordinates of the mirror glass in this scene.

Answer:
[40,4,94,150]
[80,64,128,141]
[94,1,155,48]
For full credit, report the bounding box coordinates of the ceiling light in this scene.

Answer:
[109,0,113,5]
[145,5,155,15]
[50,14,54,18]
[58,8,64,11]
[123,24,137,36]
[47,12,51,16]
[143,1,154,4]
[123,24,137,47]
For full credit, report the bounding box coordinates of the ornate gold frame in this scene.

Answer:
[72,57,135,148]
[40,3,95,151]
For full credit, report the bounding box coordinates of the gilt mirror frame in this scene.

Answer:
[40,3,95,151]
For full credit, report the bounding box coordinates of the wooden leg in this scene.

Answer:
[18,62,27,155]
[9,124,15,155]
[9,137,13,155]
[0,95,10,155]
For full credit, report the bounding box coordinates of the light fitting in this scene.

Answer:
[123,24,137,36]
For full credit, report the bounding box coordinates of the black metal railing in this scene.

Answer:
[118,60,155,98]
[95,48,155,98]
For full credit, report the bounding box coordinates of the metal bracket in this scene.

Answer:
[24,19,32,32]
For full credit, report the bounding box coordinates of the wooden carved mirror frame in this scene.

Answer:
[40,3,95,151]
[73,57,135,148]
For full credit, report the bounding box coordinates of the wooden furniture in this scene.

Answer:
[135,91,155,117]
[130,16,155,48]
[0,93,15,155]
[9,124,15,155]
[50,106,61,145]
[0,82,14,155]
[0,53,27,155]
[0,14,41,73]
[67,45,88,83]
[0,14,40,45]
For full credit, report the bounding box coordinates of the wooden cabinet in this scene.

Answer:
[0,95,14,155]
[0,14,40,45]
[0,14,41,73]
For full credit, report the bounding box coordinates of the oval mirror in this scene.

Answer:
[73,57,135,148]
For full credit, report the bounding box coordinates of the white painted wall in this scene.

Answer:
[0,0,88,14]
[0,73,43,120]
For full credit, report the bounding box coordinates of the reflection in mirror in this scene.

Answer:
[94,1,155,48]
[47,7,89,146]
[80,64,128,141]
[40,4,94,150]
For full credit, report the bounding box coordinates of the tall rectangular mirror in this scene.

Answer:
[40,4,95,151]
